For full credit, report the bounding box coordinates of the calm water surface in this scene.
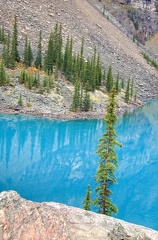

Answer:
[0,100,158,230]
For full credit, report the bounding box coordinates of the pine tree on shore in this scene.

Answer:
[94,88,121,215]
[83,185,92,211]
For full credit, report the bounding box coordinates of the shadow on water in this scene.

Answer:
[0,100,158,230]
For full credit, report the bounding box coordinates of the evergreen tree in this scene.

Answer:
[71,78,80,111]
[27,41,33,67]
[54,65,58,82]
[134,91,137,102]
[121,78,124,89]
[0,24,5,43]
[43,75,48,87]
[46,80,50,93]
[82,86,91,111]
[0,61,6,86]
[33,72,40,88]
[130,79,134,100]
[56,23,63,68]
[18,69,27,84]
[28,74,33,89]
[82,185,92,211]
[3,31,11,68]
[79,37,84,75]
[94,89,121,215]
[18,93,23,106]
[10,15,20,66]
[64,36,73,81]
[125,78,130,103]
[44,32,54,74]
[0,61,10,86]
[35,30,42,69]
[106,66,113,92]
[115,74,119,93]
[23,35,28,66]
[63,36,70,72]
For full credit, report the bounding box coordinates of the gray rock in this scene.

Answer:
[0,191,158,240]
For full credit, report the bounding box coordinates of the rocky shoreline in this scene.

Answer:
[0,100,141,120]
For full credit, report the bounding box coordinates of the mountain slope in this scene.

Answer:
[0,0,158,101]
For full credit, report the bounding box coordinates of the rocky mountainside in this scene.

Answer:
[92,0,158,45]
[0,0,158,104]
[0,191,158,240]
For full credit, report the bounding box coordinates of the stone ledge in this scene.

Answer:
[0,191,158,240]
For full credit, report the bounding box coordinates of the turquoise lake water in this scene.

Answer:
[0,100,158,230]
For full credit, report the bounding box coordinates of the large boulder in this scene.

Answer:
[0,191,158,239]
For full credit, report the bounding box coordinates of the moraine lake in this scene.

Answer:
[0,100,158,230]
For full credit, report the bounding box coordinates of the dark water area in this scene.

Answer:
[0,100,158,230]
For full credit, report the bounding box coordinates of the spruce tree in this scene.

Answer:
[56,23,63,68]
[115,74,119,93]
[80,37,84,74]
[27,41,33,67]
[23,35,28,66]
[130,79,134,100]
[106,66,113,92]
[82,86,91,111]
[18,69,27,84]
[63,36,70,72]
[71,78,80,111]
[11,15,20,66]
[28,74,33,89]
[35,30,42,69]
[125,78,130,103]
[44,32,54,74]
[121,78,124,89]
[0,24,5,43]
[3,31,11,68]
[94,88,121,215]
[82,185,91,211]
[18,93,23,106]
[0,61,6,86]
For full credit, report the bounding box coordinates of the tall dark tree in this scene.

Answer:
[125,78,130,103]
[23,35,28,66]
[0,24,5,43]
[35,30,42,69]
[27,41,33,67]
[11,15,20,65]
[71,77,80,111]
[115,74,119,93]
[94,88,121,215]
[82,85,91,111]
[0,62,10,86]
[44,32,54,74]
[106,66,113,92]
[130,78,134,100]
[3,31,11,68]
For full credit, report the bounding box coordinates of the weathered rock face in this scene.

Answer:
[0,191,158,240]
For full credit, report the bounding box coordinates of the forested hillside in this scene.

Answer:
[0,0,158,118]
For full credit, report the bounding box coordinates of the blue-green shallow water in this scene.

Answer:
[0,100,158,230]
